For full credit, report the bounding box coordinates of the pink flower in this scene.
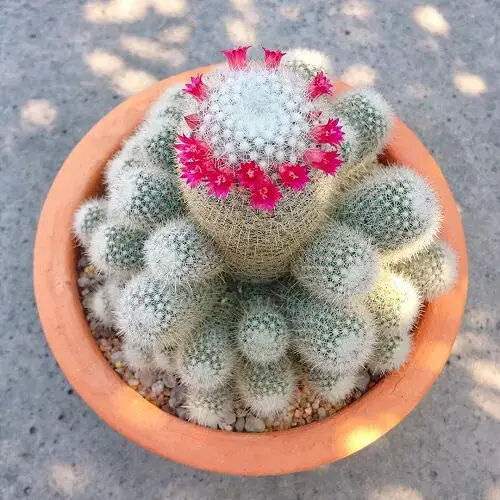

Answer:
[307,71,333,100]
[183,75,208,102]
[303,148,343,175]
[221,46,251,70]
[237,161,267,190]
[250,179,283,211]
[206,167,236,199]
[184,114,201,130]
[174,134,211,166]
[278,163,311,191]
[180,163,206,187]
[263,47,285,69]
[310,118,344,146]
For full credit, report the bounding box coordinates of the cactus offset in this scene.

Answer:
[73,198,107,247]
[184,386,234,428]
[307,368,361,404]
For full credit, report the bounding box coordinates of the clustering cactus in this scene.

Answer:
[364,271,422,374]
[74,46,458,430]
[293,220,378,302]
[236,285,290,364]
[390,240,458,301]
[286,288,376,375]
[337,166,441,261]
[73,198,107,247]
[235,358,297,418]
[144,217,222,287]
[307,368,361,405]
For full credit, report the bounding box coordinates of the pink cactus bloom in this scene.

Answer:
[310,118,344,146]
[206,167,236,199]
[278,163,311,191]
[174,134,211,166]
[307,71,333,100]
[221,46,251,70]
[184,114,201,130]
[180,163,207,187]
[263,47,286,69]
[237,161,267,190]
[250,179,283,211]
[303,148,343,175]
[183,75,208,102]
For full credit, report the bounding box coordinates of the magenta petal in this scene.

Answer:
[263,47,286,69]
[222,46,251,70]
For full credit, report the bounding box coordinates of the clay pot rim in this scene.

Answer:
[33,67,468,476]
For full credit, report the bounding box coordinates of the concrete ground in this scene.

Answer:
[1,0,499,498]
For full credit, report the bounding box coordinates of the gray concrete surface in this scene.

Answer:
[1,0,499,498]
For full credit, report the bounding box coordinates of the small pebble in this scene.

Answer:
[317,407,327,419]
[223,412,237,425]
[151,381,164,395]
[245,415,266,433]
[128,379,139,387]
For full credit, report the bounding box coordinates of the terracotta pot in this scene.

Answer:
[34,66,468,476]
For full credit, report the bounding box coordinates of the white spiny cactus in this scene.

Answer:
[122,340,155,375]
[235,357,297,418]
[184,386,234,428]
[307,368,361,405]
[144,218,222,287]
[87,279,123,328]
[286,287,376,375]
[337,166,441,261]
[364,271,421,374]
[282,48,333,78]
[390,240,458,301]
[107,166,183,230]
[293,220,379,302]
[73,198,107,247]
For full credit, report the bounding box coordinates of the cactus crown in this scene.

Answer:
[175,46,346,211]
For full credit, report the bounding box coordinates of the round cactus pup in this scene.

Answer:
[236,357,297,418]
[89,223,146,275]
[153,344,178,375]
[307,368,361,404]
[293,220,379,302]
[144,218,223,288]
[73,198,107,247]
[86,279,123,328]
[184,386,234,428]
[286,288,376,376]
[390,240,458,301]
[337,166,441,261]
[122,340,155,375]
[107,166,183,230]
[146,84,188,122]
[282,48,333,78]
[116,271,222,350]
[364,271,421,374]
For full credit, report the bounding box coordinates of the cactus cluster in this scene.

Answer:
[74,46,458,430]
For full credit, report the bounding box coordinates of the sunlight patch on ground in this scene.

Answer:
[413,5,450,36]
[369,485,424,500]
[469,387,500,421]
[50,464,87,496]
[453,72,487,96]
[280,5,301,20]
[85,49,158,96]
[341,64,377,86]
[406,83,433,99]
[465,360,500,391]
[341,0,373,19]
[230,0,260,24]
[160,24,192,44]
[83,0,186,24]
[21,99,57,127]
[225,18,256,45]
[120,35,186,66]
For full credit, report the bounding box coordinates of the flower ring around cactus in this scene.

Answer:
[35,47,467,473]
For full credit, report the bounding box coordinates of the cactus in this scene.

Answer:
[176,302,236,391]
[116,271,222,350]
[175,47,349,279]
[89,223,146,275]
[282,48,333,79]
[153,344,178,374]
[86,279,122,328]
[364,271,421,374]
[390,240,458,301]
[236,289,290,364]
[184,386,234,428]
[337,166,441,261]
[122,340,155,375]
[107,166,183,230]
[293,220,379,302]
[235,357,297,418]
[329,88,394,165]
[73,198,107,247]
[146,84,188,122]
[286,288,376,375]
[144,218,222,287]
[307,368,361,405]
[139,119,180,172]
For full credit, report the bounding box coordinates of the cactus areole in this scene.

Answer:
[34,50,468,475]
